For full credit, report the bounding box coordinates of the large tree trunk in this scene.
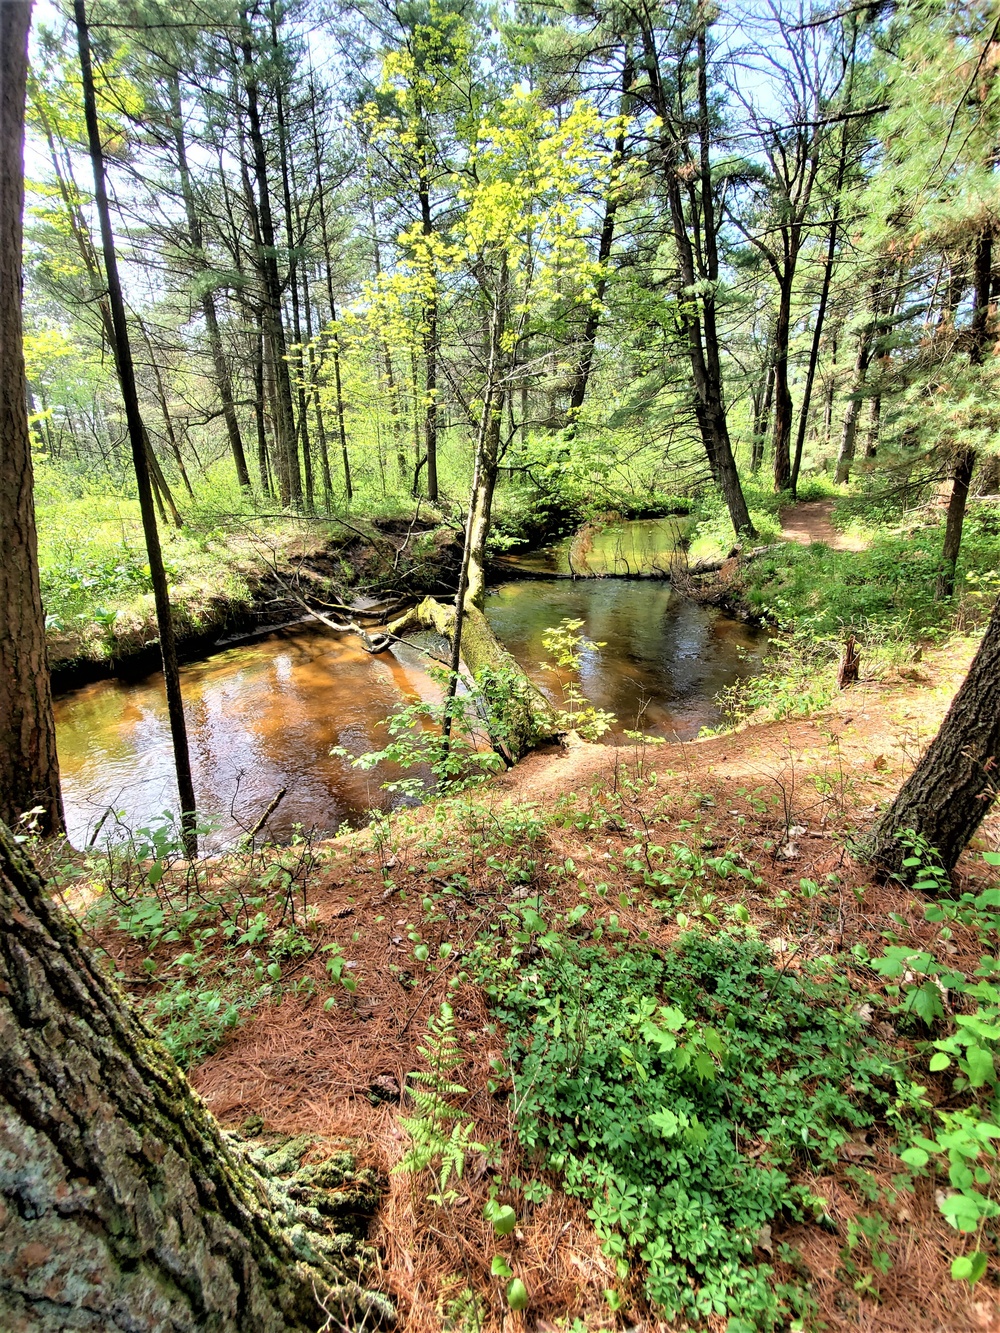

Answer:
[0,0,64,836]
[0,822,390,1332]
[862,594,1000,876]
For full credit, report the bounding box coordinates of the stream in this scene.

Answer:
[54,533,767,848]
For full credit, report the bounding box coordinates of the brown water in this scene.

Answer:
[485,579,766,739]
[54,579,766,849]
[53,628,440,851]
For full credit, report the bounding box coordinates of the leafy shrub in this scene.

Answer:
[478,929,914,1328]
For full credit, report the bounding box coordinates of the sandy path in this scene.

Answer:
[780,498,867,550]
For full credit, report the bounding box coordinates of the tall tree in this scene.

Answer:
[0,0,63,836]
[75,0,197,856]
[635,11,757,538]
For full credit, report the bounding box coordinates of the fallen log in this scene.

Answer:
[367,596,559,760]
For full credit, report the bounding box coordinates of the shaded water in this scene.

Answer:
[54,572,766,849]
[499,516,689,576]
[486,580,766,740]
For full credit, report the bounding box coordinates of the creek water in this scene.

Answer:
[54,573,766,850]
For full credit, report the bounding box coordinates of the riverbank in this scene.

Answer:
[45,509,462,689]
[53,631,999,1333]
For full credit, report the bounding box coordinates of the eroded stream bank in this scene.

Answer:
[55,575,766,849]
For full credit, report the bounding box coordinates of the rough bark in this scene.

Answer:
[936,448,976,599]
[0,821,392,1332]
[372,598,557,760]
[862,594,1000,876]
[0,0,64,835]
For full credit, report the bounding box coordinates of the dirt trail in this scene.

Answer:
[780,498,867,551]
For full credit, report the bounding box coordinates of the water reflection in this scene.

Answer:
[486,580,767,739]
[53,628,435,850]
[54,579,766,849]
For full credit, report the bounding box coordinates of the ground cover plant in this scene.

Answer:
[477,927,919,1329]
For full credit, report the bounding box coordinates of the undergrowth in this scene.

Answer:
[476,927,920,1329]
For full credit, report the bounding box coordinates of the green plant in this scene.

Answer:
[395,1002,495,1205]
[540,618,617,740]
[475,928,914,1327]
[839,1212,894,1299]
[334,677,505,799]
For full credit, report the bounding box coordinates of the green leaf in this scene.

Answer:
[951,1251,988,1284]
[648,1108,681,1139]
[910,981,945,1024]
[506,1278,529,1311]
[487,1203,517,1236]
[938,1191,987,1232]
[929,1052,951,1072]
[965,1045,996,1088]
[899,1147,930,1168]
[491,1256,512,1278]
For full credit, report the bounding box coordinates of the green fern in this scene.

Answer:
[394,1002,490,1203]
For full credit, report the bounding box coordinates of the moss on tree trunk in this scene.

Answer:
[0,820,392,1332]
[376,596,558,759]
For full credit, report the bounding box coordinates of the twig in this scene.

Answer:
[248,787,287,842]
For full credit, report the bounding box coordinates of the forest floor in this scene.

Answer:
[148,632,1000,1333]
[779,500,868,552]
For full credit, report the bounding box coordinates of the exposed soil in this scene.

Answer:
[137,633,1000,1333]
[48,521,461,691]
[781,500,868,552]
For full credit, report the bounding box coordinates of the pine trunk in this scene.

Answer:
[0,822,390,1332]
[935,448,976,599]
[862,594,1000,876]
[0,0,64,835]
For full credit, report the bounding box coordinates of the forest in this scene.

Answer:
[3,0,1000,1328]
